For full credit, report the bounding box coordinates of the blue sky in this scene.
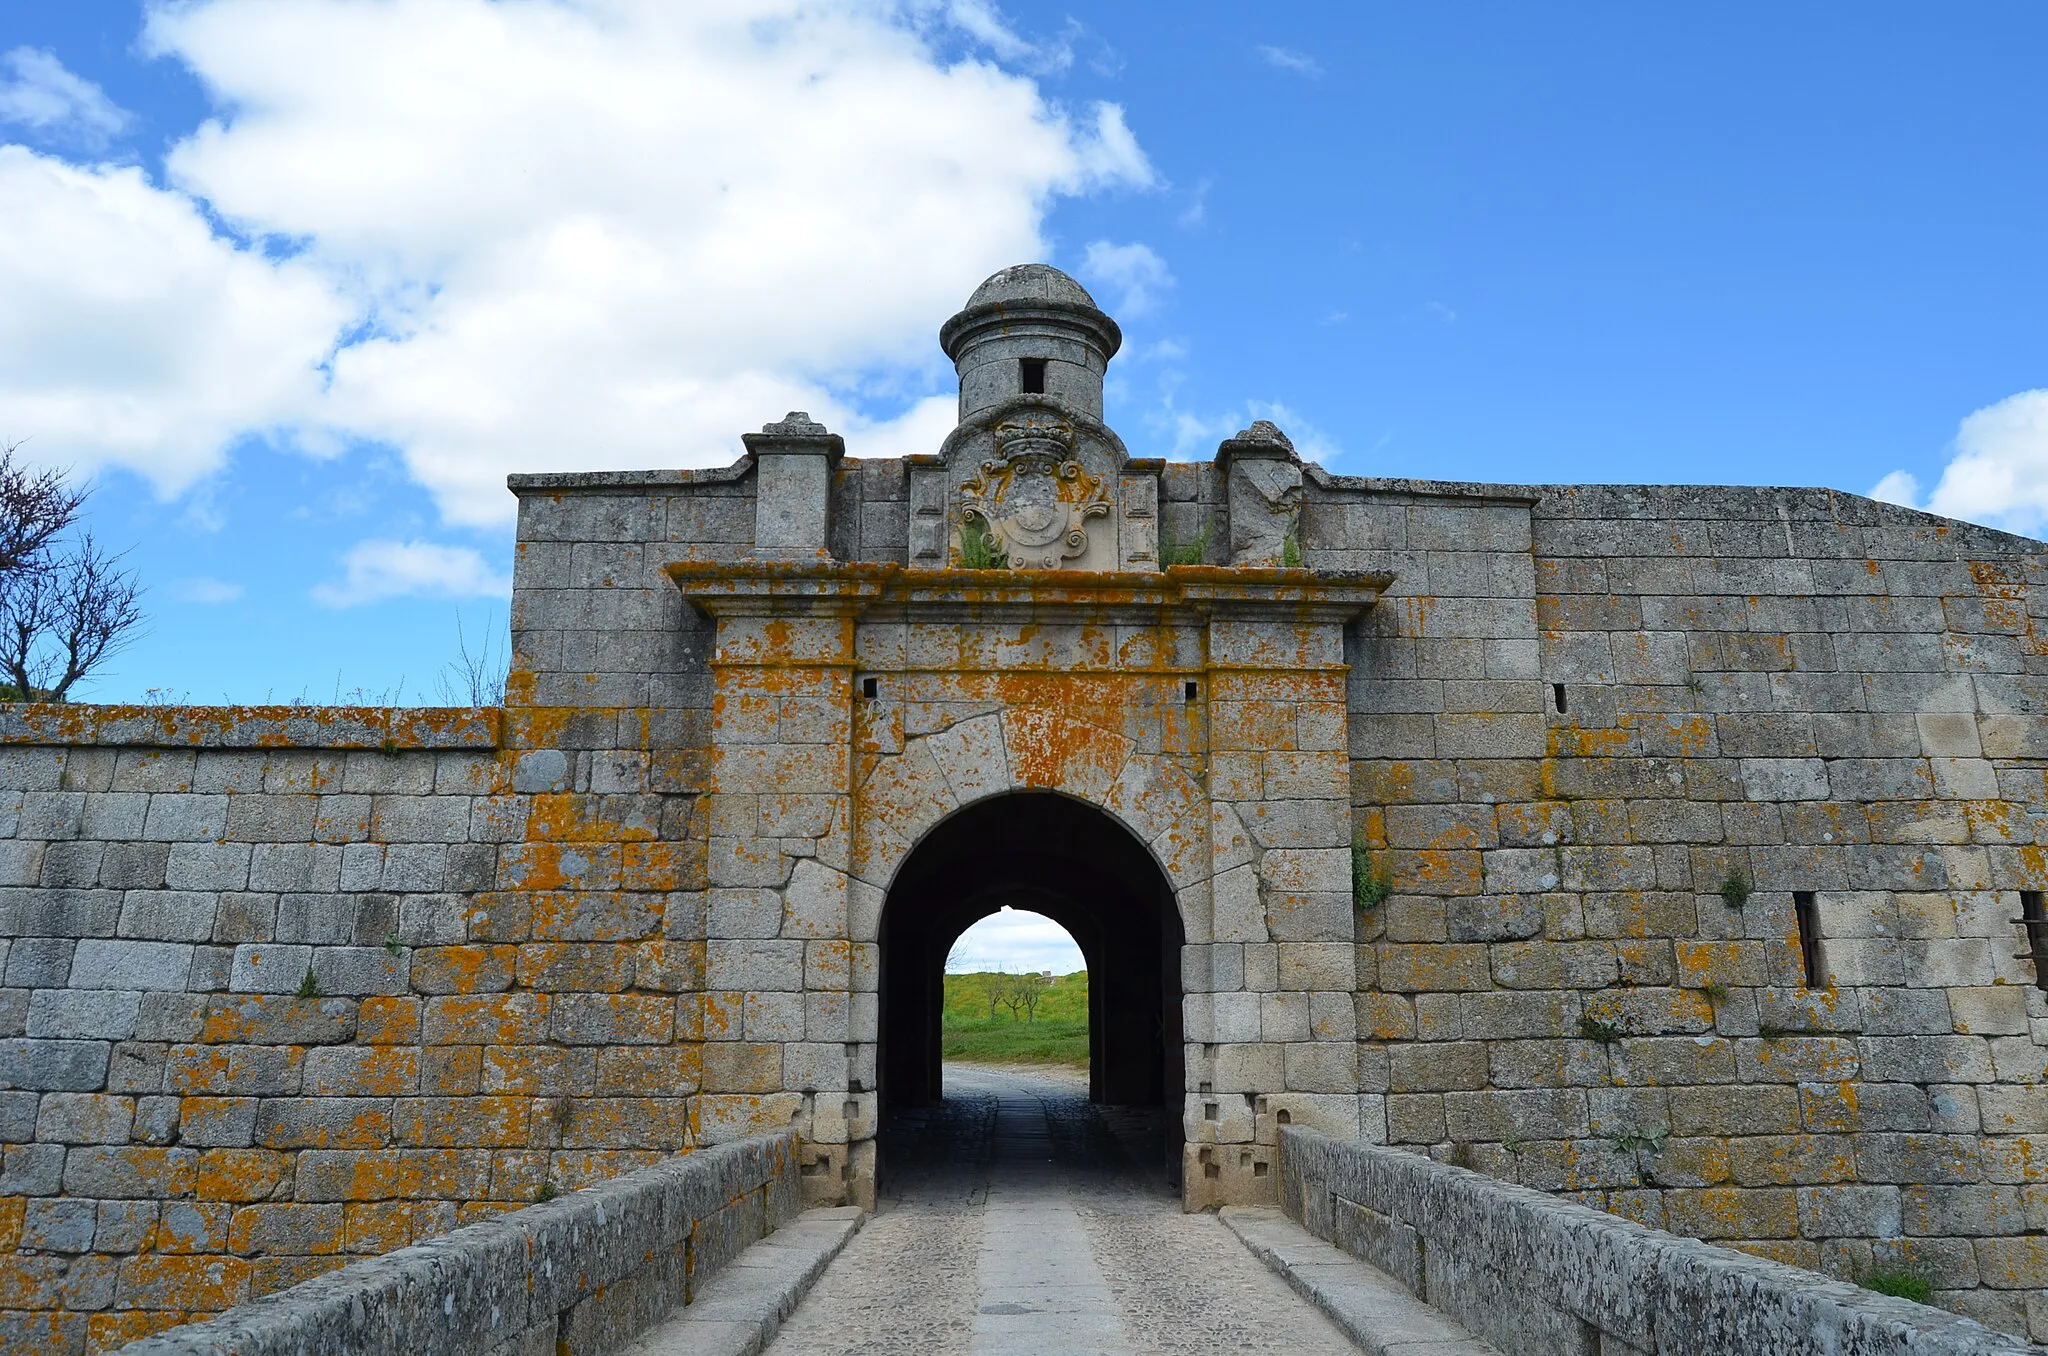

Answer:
[2,2,2045,702]
[948,908,1086,976]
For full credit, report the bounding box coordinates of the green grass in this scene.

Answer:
[957,519,1007,569]
[1352,839,1392,910]
[1158,523,1210,567]
[1861,1268,1933,1304]
[942,971,1090,1067]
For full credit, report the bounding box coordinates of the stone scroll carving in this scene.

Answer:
[1220,420,1304,567]
[958,415,1111,568]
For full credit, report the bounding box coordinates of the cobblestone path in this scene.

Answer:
[762,1065,1360,1355]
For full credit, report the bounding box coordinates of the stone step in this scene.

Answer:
[623,1206,868,1356]
[1221,1207,1504,1356]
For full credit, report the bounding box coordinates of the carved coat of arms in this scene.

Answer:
[958,417,1110,568]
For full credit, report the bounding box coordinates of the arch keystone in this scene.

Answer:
[1001,706,1132,801]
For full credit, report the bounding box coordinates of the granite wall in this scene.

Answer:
[8,447,2048,1350]
[1329,477,2048,1341]
[0,700,756,1355]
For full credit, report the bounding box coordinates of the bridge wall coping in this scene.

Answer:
[1278,1125,2040,1356]
[111,1130,800,1356]
[0,704,501,750]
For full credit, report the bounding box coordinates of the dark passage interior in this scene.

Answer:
[879,793,1183,1178]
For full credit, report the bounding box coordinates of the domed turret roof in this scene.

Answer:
[964,263,1099,312]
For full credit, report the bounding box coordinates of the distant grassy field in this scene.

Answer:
[941,971,1090,1066]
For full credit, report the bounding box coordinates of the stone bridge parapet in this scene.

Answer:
[115,1131,799,1356]
[1279,1125,2038,1356]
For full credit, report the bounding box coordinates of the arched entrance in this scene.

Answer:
[878,792,1185,1175]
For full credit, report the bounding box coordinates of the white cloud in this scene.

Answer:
[1154,398,1340,465]
[947,908,1086,975]
[312,539,513,608]
[0,48,129,146]
[1928,390,2048,532]
[938,1,1068,72]
[933,8,1119,79]
[1873,390,2048,534]
[1255,401,1342,465]
[848,395,961,464]
[1080,240,1173,316]
[0,146,351,493]
[5,0,1154,529]
[170,576,246,604]
[1257,44,1323,77]
[1424,300,1457,324]
[1868,469,1920,508]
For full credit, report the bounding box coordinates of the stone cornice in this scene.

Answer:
[665,560,1393,624]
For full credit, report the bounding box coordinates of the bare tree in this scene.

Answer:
[0,447,86,575]
[435,608,508,706]
[0,443,142,702]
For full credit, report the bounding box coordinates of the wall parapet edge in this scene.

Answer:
[0,704,502,750]
[113,1131,801,1356]
[1277,1126,2039,1356]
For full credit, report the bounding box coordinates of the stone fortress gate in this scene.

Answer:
[9,263,2048,1348]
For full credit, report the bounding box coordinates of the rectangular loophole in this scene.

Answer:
[1793,890,1823,988]
[1552,682,1568,714]
[861,677,878,700]
[1184,679,1199,702]
[2023,891,2048,992]
[1020,357,1047,394]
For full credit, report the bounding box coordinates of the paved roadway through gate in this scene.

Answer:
[762,1065,1362,1355]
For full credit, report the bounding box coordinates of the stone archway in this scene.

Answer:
[877,790,1187,1115]
[854,709,1204,1190]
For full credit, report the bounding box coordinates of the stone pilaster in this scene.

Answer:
[672,563,888,1207]
[743,412,844,561]
[1183,574,1365,1205]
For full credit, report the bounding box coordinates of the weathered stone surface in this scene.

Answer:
[8,266,2048,1346]
[115,1131,800,1356]
[1279,1126,2036,1355]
